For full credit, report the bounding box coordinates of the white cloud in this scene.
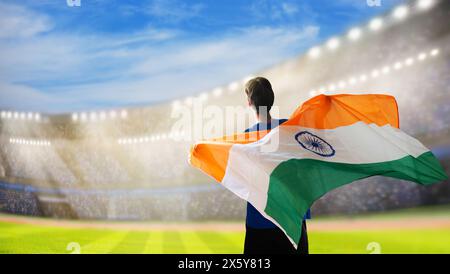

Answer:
[249,0,302,20]
[147,0,204,23]
[281,3,299,15]
[0,3,53,39]
[42,25,319,112]
[0,3,319,113]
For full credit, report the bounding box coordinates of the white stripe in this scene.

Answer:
[221,122,430,244]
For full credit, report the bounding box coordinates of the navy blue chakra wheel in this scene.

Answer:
[294,131,335,157]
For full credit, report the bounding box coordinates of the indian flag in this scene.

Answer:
[189,94,448,247]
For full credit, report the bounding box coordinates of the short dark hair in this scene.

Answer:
[244,77,274,115]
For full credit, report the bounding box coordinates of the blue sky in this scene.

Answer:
[0,0,405,113]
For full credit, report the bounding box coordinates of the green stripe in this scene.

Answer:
[264,151,448,245]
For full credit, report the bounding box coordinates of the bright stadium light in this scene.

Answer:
[338,81,347,88]
[213,88,223,97]
[349,77,357,85]
[430,48,439,56]
[27,112,33,120]
[80,112,87,122]
[308,47,321,58]
[34,113,41,122]
[19,112,26,120]
[228,81,239,92]
[6,111,12,119]
[120,109,128,119]
[90,112,98,122]
[417,52,427,61]
[393,5,409,20]
[394,62,403,70]
[371,69,380,78]
[359,74,368,82]
[417,0,434,10]
[13,112,19,119]
[405,57,414,66]
[109,110,117,119]
[199,92,208,102]
[369,18,383,31]
[72,113,78,122]
[326,38,340,50]
[382,66,391,74]
[0,111,5,118]
[348,28,362,41]
[99,111,106,121]
[329,84,336,91]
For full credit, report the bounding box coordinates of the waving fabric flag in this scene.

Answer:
[189,94,448,247]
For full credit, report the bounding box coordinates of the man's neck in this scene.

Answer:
[257,113,272,124]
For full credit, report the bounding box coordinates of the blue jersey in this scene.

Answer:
[245,118,311,229]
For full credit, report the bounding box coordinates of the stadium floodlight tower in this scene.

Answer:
[417,0,435,10]
[228,81,240,92]
[308,46,321,58]
[369,18,383,31]
[392,5,409,20]
[212,87,223,97]
[348,28,362,41]
[326,38,340,50]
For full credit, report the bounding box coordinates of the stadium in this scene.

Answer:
[0,0,449,254]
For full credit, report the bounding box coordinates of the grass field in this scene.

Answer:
[1,205,450,254]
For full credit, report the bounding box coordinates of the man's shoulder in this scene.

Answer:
[245,118,288,133]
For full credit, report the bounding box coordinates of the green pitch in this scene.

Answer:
[1,205,449,254]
